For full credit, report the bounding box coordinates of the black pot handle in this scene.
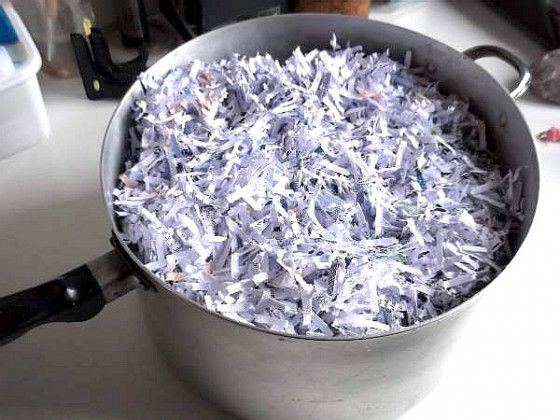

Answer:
[463,45,532,99]
[0,250,139,346]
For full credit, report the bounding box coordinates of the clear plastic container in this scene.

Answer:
[0,2,49,160]
[14,0,95,78]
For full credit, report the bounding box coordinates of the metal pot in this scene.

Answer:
[0,14,539,420]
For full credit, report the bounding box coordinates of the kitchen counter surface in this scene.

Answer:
[1,1,559,419]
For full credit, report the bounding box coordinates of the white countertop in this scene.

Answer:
[1,1,559,419]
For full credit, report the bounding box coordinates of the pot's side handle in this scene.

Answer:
[0,250,138,346]
[463,45,531,99]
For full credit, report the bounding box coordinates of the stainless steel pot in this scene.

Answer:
[0,14,539,420]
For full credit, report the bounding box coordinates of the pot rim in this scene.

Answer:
[101,13,541,342]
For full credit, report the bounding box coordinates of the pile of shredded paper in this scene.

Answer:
[114,36,523,337]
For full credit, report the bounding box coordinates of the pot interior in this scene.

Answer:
[101,14,539,335]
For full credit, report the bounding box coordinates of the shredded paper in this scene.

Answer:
[114,36,523,337]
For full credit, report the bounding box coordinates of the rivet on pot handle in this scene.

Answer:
[463,45,532,99]
[0,250,139,346]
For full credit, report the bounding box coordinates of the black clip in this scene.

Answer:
[71,27,148,100]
